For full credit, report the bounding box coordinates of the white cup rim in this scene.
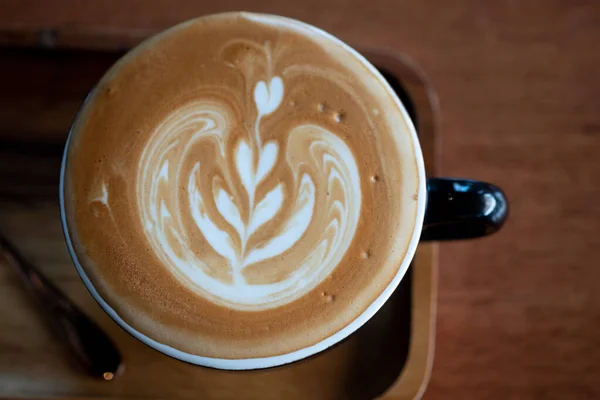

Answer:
[59,12,427,370]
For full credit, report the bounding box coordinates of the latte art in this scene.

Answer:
[136,70,361,309]
[62,12,423,361]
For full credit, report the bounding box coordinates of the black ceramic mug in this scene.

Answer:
[374,55,508,243]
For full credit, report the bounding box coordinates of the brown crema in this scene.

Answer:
[63,12,421,359]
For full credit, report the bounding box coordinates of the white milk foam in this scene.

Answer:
[133,69,361,310]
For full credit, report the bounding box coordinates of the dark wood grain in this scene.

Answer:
[0,1,599,399]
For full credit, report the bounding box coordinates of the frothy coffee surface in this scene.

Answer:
[63,12,421,358]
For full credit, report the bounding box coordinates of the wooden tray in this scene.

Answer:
[0,44,438,399]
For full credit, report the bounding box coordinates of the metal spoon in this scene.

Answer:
[0,233,123,380]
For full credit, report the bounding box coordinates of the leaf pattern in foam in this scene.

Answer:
[215,189,244,239]
[235,139,254,198]
[254,77,283,116]
[242,174,315,268]
[187,163,238,266]
[256,141,278,184]
[247,183,283,236]
[158,159,169,181]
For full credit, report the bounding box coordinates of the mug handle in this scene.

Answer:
[421,178,508,241]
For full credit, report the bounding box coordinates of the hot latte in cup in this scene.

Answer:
[62,12,423,362]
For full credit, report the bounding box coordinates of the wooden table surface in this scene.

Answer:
[1,1,599,399]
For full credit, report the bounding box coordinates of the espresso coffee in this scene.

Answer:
[62,12,422,360]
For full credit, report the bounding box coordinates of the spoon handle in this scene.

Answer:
[0,234,123,380]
